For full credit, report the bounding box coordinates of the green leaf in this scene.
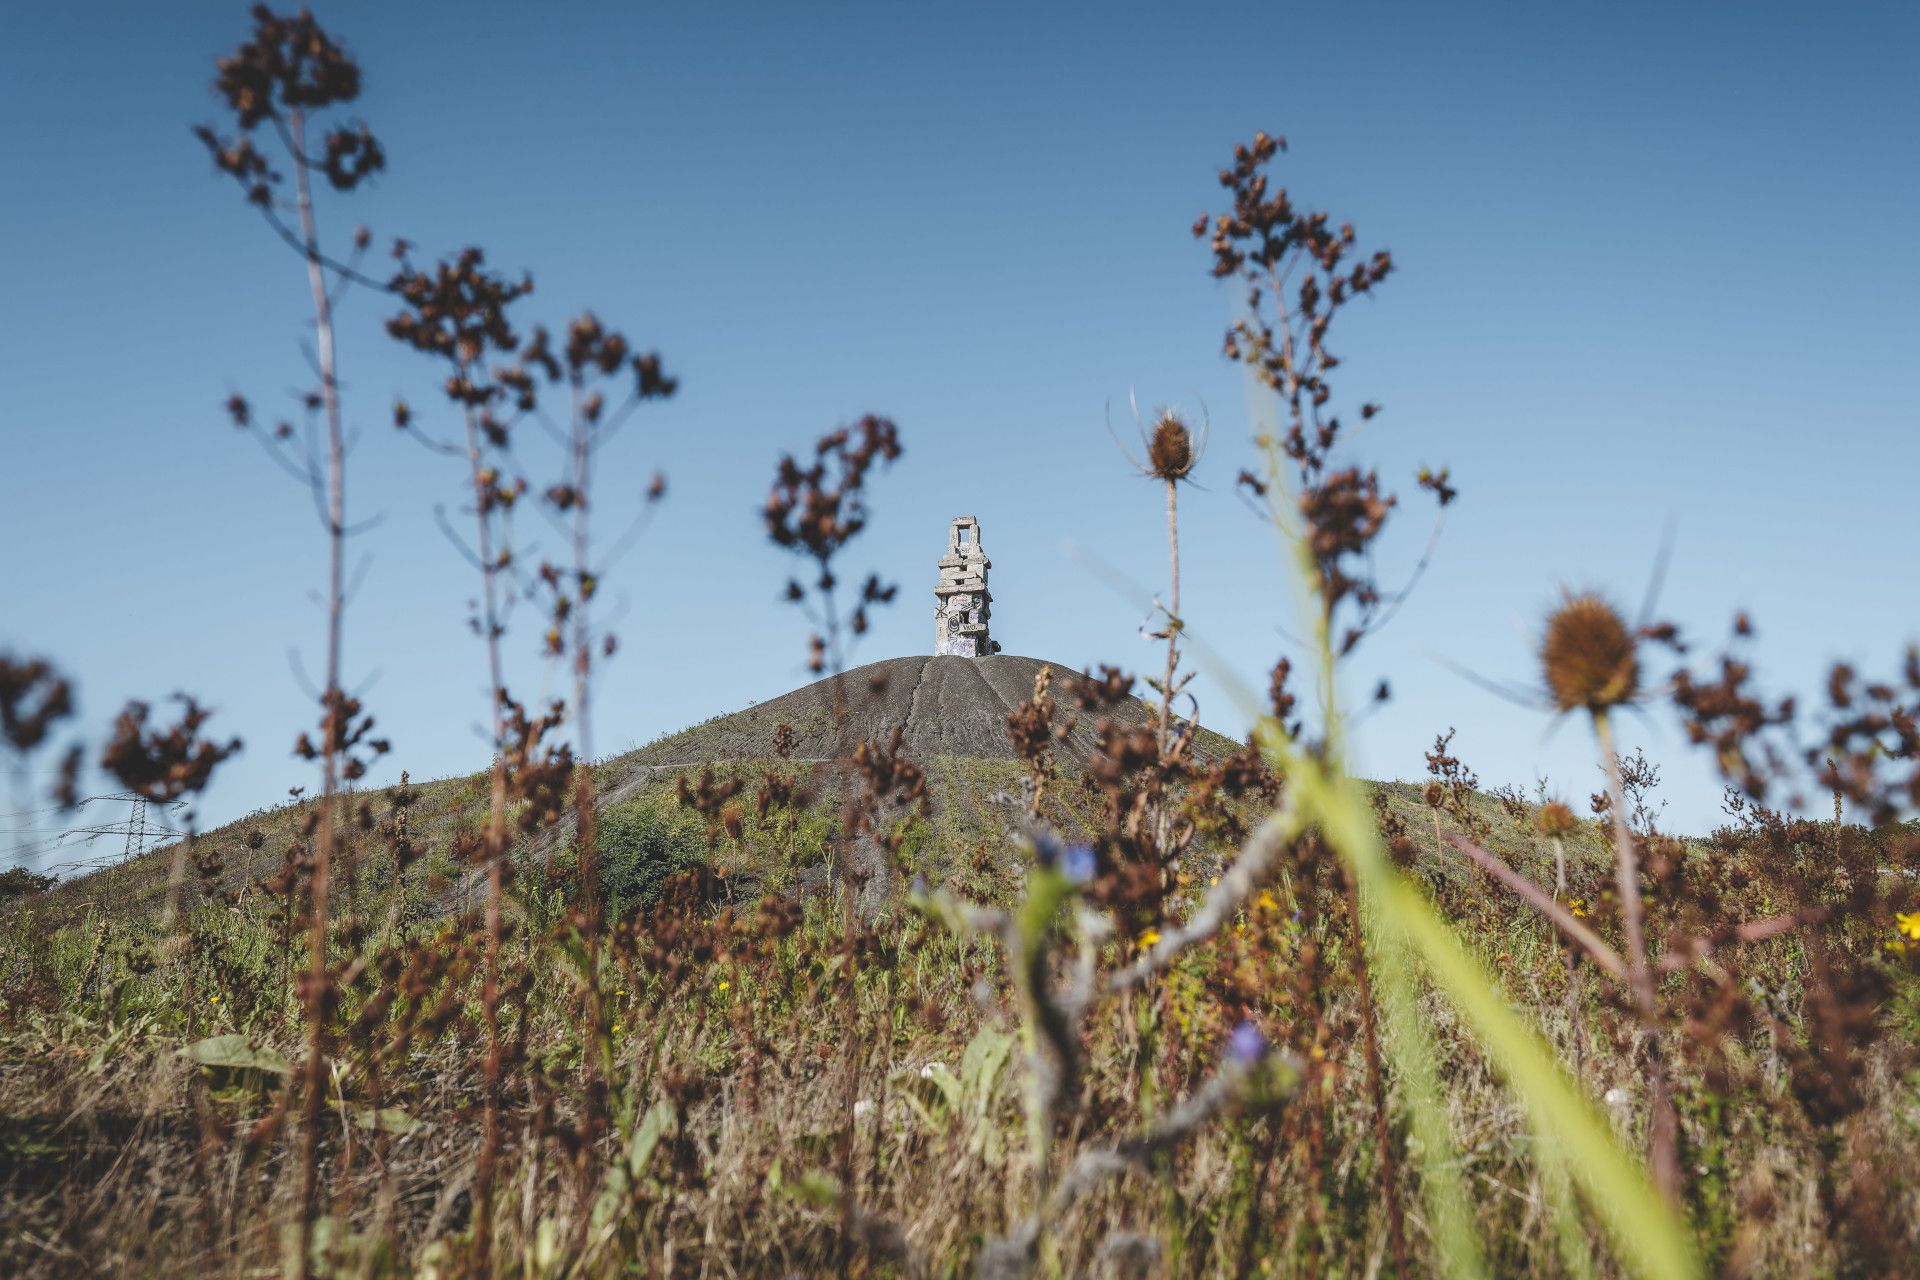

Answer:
[184,1033,291,1076]
[627,1098,673,1179]
[348,1103,418,1134]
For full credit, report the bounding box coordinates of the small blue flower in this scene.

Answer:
[1228,1021,1267,1065]
[1032,829,1065,867]
[910,875,929,898]
[1061,843,1097,885]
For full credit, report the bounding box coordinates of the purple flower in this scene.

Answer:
[1062,843,1097,885]
[910,875,929,898]
[1227,1021,1267,1066]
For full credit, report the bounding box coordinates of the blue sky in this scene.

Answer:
[3,2,1916,868]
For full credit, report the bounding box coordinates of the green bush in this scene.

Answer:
[597,798,708,918]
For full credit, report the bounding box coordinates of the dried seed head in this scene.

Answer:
[1541,594,1640,714]
[1421,781,1444,809]
[1535,800,1577,838]
[1147,411,1194,481]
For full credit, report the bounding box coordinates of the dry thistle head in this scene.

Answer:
[1535,800,1577,838]
[1147,410,1195,481]
[1541,594,1640,714]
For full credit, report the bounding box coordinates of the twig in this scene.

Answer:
[1444,834,1628,983]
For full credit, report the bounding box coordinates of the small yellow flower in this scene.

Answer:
[717,980,731,992]
[1896,911,1920,942]
[1139,928,1162,948]
[209,995,220,1004]
[1257,890,1279,913]
[1568,897,1588,919]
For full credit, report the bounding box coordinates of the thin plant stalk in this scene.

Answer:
[1594,711,1681,1207]
[567,378,610,1187]
[286,101,347,1280]
[1160,475,1180,755]
[460,388,513,1275]
[821,585,865,1257]
[1550,832,1590,1075]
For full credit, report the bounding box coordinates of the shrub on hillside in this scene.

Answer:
[597,798,708,917]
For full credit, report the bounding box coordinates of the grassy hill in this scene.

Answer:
[2,655,1916,1278]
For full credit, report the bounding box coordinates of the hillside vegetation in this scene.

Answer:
[4,664,1917,1275]
[4,9,1918,1278]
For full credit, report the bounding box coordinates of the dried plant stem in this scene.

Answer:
[285,103,347,1280]
[1550,834,1590,1073]
[1160,477,1180,753]
[820,589,863,1258]
[569,385,608,1184]
[1594,712,1679,1207]
[462,397,512,1275]
[1446,834,1628,983]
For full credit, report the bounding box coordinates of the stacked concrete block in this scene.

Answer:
[933,515,999,657]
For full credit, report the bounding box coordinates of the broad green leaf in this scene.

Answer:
[627,1098,673,1179]
[184,1033,291,1076]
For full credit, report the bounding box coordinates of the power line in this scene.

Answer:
[5,793,187,879]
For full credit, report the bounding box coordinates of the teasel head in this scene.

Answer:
[1110,394,1208,485]
[1535,800,1578,839]
[1147,410,1196,482]
[1542,593,1640,716]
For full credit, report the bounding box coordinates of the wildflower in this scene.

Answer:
[1257,889,1279,913]
[919,1061,947,1079]
[1896,911,1920,942]
[208,994,220,1004]
[1541,594,1640,714]
[717,980,731,992]
[1139,928,1162,949]
[1227,1021,1267,1065]
[1568,897,1588,918]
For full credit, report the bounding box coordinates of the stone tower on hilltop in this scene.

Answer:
[933,515,999,657]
